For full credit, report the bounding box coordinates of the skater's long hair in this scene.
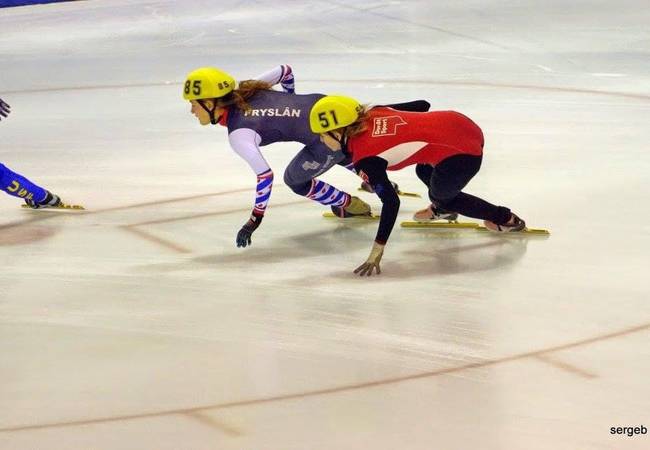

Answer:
[214,80,273,112]
[342,105,371,138]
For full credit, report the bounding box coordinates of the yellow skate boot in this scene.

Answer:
[331,196,371,218]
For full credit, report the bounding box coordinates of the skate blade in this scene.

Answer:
[476,226,550,235]
[400,220,480,229]
[357,187,421,198]
[21,203,85,211]
[323,211,379,220]
[396,190,421,198]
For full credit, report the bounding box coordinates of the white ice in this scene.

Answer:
[1,1,649,449]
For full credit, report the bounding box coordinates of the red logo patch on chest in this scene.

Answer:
[371,116,407,136]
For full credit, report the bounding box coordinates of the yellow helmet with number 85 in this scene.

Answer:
[309,95,362,133]
[182,67,236,101]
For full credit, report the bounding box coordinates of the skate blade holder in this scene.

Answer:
[21,203,85,211]
[400,221,480,229]
[323,212,380,220]
[357,187,421,198]
[401,221,550,234]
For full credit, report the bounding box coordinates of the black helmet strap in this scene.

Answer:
[198,99,222,125]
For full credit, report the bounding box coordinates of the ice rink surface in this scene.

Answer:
[1,1,649,449]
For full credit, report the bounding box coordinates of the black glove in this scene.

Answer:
[236,211,264,248]
[0,98,11,121]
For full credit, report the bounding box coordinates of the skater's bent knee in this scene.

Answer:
[429,190,459,206]
[284,177,311,196]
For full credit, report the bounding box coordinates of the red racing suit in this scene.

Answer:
[348,107,484,170]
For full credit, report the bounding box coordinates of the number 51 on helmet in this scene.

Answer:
[309,95,362,133]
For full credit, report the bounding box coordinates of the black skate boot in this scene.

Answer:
[484,213,526,232]
[25,190,62,209]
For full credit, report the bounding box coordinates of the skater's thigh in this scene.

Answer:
[284,142,345,186]
[429,154,482,201]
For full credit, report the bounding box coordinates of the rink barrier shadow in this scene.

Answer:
[1,321,648,433]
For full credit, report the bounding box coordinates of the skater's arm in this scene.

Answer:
[252,64,295,93]
[228,128,275,247]
[228,128,271,176]
[353,156,400,276]
[356,157,400,245]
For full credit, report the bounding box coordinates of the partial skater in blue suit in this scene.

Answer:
[1,97,62,208]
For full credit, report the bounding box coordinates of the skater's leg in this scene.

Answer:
[0,163,48,203]
[428,154,481,204]
[415,164,433,186]
[283,143,370,216]
[444,192,512,224]
[412,156,476,222]
[430,155,523,228]
[283,143,349,204]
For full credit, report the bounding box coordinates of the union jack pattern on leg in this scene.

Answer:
[306,178,350,207]
[253,169,274,215]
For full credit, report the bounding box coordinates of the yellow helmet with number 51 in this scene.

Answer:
[182,67,236,101]
[310,95,362,133]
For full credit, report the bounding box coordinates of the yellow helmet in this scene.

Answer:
[183,67,236,101]
[310,95,362,133]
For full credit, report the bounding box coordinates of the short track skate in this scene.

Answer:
[21,202,85,211]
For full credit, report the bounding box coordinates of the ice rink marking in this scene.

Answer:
[1,321,647,433]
